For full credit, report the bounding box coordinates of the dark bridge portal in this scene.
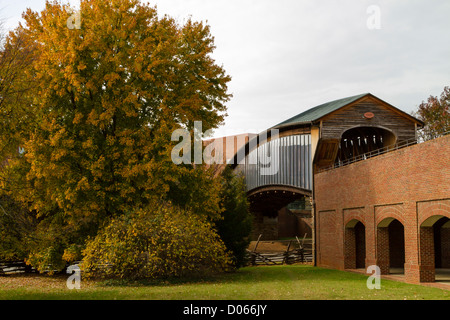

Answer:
[248,185,311,216]
[234,133,313,240]
[248,186,312,240]
[336,126,396,164]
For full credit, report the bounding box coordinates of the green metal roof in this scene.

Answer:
[273,93,370,128]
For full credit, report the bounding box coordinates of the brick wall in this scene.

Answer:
[251,208,313,240]
[419,227,435,282]
[376,227,390,274]
[278,208,312,239]
[250,212,279,240]
[314,134,450,283]
[278,208,299,238]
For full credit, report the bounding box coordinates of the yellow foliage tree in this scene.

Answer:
[1,0,232,271]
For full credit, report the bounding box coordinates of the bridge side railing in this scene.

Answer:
[318,130,450,173]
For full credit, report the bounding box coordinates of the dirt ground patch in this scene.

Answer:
[248,241,298,253]
[0,273,97,290]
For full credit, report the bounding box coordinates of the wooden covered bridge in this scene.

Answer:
[230,93,423,240]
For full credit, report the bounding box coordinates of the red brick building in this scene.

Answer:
[232,93,448,284]
[314,134,450,284]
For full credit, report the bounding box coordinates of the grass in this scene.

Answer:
[0,265,449,300]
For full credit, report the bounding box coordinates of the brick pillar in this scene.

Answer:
[404,202,420,284]
[365,206,376,271]
[417,227,435,282]
[344,228,356,269]
[376,227,390,274]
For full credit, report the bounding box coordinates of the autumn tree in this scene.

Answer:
[0,21,38,264]
[0,23,36,164]
[1,0,231,271]
[414,86,450,141]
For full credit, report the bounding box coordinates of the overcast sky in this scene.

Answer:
[1,0,449,138]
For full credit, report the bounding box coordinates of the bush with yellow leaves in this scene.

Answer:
[81,202,233,279]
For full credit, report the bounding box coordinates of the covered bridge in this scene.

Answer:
[232,93,423,240]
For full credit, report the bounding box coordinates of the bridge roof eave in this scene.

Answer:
[247,185,312,198]
[230,123,313,169]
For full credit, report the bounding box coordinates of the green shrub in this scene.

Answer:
[81,202,233,279]
[26,245,67,274]
[215,167,252,268]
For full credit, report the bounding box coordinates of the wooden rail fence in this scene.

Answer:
[246,234,313,266]
[0,261,34,274]
[0,261,81,275]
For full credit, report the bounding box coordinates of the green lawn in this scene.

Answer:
[0,265,449,300]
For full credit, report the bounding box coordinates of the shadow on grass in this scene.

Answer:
[96,265,366,288]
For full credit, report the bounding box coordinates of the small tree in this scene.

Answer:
[414,86,450,141]
[215,166,252,268]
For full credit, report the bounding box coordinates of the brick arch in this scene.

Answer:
[345,218,365,228]
[418,211,450,282]
[420,214,450,227]
[345,216,365,228]
[375,205,405,275]
[344,208,365,228]
[344,219,366,269]
[375,205,405,227]
[418,200,450,227]
[376,217,405,275]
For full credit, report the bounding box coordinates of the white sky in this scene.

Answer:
[1,0,449,138]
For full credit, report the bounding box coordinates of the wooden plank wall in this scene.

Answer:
[320,97,416,142]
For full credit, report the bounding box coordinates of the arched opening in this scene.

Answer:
[336,126,396,164]
[344,220,366,270]
[377,218,405,275]
[420,216,450,282]
[248,188,312,240]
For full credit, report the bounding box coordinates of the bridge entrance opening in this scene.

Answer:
[248,188,312,240]
[336,126,396,164]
